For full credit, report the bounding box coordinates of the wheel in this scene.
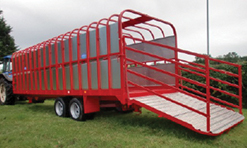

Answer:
[69,98,86,121]
[0,78,14,105]
[54,97,69,117]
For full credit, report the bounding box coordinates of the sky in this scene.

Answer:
[1,0,247,59]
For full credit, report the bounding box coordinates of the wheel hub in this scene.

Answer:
[55,101,64,116]
[70,102,80,119]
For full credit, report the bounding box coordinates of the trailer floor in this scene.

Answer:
[130,92,244,135]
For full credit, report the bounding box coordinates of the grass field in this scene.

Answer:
[0,100,246,148]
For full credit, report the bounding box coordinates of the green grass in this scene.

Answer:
[0,100,246,148]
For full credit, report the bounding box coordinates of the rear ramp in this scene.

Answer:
[118,10,244,136]
[130,92,244,135]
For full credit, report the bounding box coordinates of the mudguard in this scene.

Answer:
[0,73,12,82]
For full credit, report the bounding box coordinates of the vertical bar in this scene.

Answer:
[69,36,74,91]
[22,51,25,91]
[49,42,53,91]
[77,30,83,90]
[106,23,112,90]
[205,56,210,132]
[61,38,67,91]
[55,38,61,91]
[33,47,38,92]
[174,48,179,88]
[96,27,101,90]
[238,65,242,114]
[117,20,126,100]
[86,28,92,90]
[18,53,21,92]
[12,53,15,92]
[207,0,210,56]
[43,43,48,91]
[38,45,42,92]
[29,48,33,91]
[25,49,29,91]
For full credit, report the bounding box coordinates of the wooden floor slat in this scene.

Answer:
[131,92,244,134]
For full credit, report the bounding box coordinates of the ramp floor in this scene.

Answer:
[130,92,244,134]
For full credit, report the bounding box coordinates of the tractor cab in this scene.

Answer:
[1,55,12,81]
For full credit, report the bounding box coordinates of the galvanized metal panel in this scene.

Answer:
[64,40,69,62]
[46,69,50,90]
[51,44,56,65]
[100,60,108,89]
[110,23,119,53]
[45,46,49,66]
[99,26,107,55]
[65,65,71,90]
[81,63,88,89]
[29,73,31,90]
[40,48,44,67]
[72,36,78,61]
[52,67,56,90]
[127,64,175,86]
[57,43,62,64]
[90,61,98,89]
[35,50,39,68]
[72,63,79,90]
[111,58,121,89]
[14,77,17,90]
[20,73,23,90]
[41,70,45,90]
[126,36,175,62]
[27,53,30,70]
[90,30,97,57]
[36,72,40,90]
[31,51,34,69]
[33,71,39,90]
[24,74,27,90]
[58,67,63,90]
[80,33,87,59]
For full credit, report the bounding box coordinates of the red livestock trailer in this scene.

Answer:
[10,9,243,136]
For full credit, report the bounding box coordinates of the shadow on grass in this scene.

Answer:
[13,101,220,141]
[15,101,54,115]
[27,104,54,115]
[96,110,219,141]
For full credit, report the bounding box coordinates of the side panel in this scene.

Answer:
[126,36,176,86]
[12,22,123,99]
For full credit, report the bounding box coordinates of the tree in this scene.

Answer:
[0,10,17,61]
[218,52,240,63]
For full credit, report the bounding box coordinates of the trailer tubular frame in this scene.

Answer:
[11,9,243,136]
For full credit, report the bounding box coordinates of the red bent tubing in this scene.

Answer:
[124,36,241,107]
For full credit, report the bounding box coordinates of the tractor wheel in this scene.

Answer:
[69,98,86,121]
[54,97,69,117]
[0,78,14,105]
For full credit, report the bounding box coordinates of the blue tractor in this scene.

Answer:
[0,55,14,105]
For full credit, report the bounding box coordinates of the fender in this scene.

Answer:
[0,73,12,82]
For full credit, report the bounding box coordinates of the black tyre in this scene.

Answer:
[69,98,86,121]
[0,78,14,105]
[54,97,69,117]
